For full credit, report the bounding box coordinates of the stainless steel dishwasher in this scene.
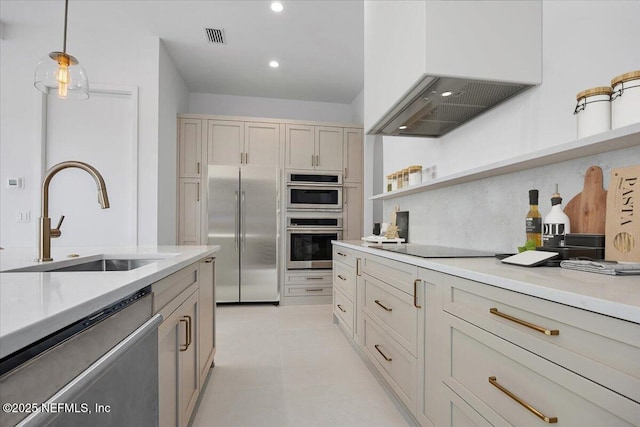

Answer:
[0,287,162,427]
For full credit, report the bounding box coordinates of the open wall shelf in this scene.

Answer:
[371,122,640,201]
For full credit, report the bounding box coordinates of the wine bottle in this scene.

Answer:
[526,189,542,247]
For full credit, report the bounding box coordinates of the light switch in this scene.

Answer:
[16,211,31,223]
[7,177,24,189]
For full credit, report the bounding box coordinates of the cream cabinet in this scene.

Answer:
[198,257,216,382]
[285,124,344,171]
[178,119,203,178]
[157,285,200,427]
[342,184,363,241]
[343,128,363,183]
[154,257,217,427]
[178,178,202,245]
[283,270,333,305]
[208,120,280,167]
[332,246,358,338]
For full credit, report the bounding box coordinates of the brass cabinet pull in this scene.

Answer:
[196,162,200,174]
[489,308,559,336]
[374,344,392,362]
[413,279,422,309]
[337,304,347,313]
[179,316,190,352]
[305,288,324,292]
[374,300,392,312]
[305,277,324,280]
[337,274,347,281]
[245,152,248,164]
[204,257,214,263]
[240,152,244,164]
[344,167,348,178]
[185,315,192,349]
[356,258,361,276]
[197,182,200,202]
[489,376,558,423]
[336,252,347,257]
[311,154,315,167]
[316,155,319,166]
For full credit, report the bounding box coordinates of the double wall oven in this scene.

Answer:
[286,172,343,270]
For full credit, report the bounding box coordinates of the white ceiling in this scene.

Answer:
[1,0,364,104]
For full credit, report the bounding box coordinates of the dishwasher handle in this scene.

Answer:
[17,313,163,427]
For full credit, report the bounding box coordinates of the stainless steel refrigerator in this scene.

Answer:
[207,165,279,303]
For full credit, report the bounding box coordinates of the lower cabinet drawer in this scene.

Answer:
[362,314,417,413]
[333,262,356,299]
[362,275,417,356]
[443,385,493,427]
[333,288,354,336]
[284,284,332,297]
[439,271,640,403]
[444,313,640,426]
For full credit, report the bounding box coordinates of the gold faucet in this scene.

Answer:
[38,161,110,262]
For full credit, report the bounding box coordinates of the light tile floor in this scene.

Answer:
[191,304,411,427]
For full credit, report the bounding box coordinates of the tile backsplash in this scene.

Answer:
[382,145,640,253]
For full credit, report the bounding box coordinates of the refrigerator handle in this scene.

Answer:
[234,191,239,251]
[241,191,247,251]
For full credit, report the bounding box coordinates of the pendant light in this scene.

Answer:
[34,0,89,100]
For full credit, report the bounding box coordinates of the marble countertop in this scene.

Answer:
[333,241,640,324]
[0,245,220,359]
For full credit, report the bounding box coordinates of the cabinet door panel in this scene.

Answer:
[344,128,363,183]
[178,178,201,245]
[208,120,243,165]
[179,119,202,178]
[315,126,343,171]
[285,124,315,170]
[245,122,280,167]
[343,184,363,241]
[198,258,215,381]
[181,292,200,427]
[158,308,180,427]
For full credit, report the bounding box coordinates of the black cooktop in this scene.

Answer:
[378,244,495,258]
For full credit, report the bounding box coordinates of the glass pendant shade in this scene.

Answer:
[34,51,89,100]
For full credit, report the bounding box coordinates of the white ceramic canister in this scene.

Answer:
[574,86,612,138]
[408,165,422,186]
[611,70,640,129]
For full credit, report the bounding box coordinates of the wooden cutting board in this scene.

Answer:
[563,166,607,234]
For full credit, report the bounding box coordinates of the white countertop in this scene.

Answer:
[0,245,220,359]
[333,241,640,324]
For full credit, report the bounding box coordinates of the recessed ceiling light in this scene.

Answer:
[271,2,284,12]
[398,125,408,130]
[269,60,280,68]
[441,91,453,97]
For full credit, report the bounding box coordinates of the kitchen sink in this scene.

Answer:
[4,254,177,273]
[46,258,160,272]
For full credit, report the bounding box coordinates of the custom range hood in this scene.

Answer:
[369,75,535,138]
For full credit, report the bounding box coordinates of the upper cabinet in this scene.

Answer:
[208,120,280,167]
[343,128,363,183]
[285,124,344,172]
[179,119,203,178]
[364,0,542,135]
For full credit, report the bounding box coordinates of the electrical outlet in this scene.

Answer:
[16,211,31,223]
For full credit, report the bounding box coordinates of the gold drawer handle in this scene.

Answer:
[374,344,392,362]
[374,299,392,312]
[336,252,347,257]
[337,304,347,313]
[489,376,558,423]
[305,288,324,292]
[489,308,559,336]
[337,274,347,281]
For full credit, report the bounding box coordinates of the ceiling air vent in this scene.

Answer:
[205,28,225,44]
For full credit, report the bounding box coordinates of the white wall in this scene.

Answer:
[382,1,640,178]
[377,1,640,251]
[0,17,164,247]
[189,93,356,124]
[158,41,189,245]
[351,89,365,124]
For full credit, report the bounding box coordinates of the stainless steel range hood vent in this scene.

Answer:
[369,76,534,137]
